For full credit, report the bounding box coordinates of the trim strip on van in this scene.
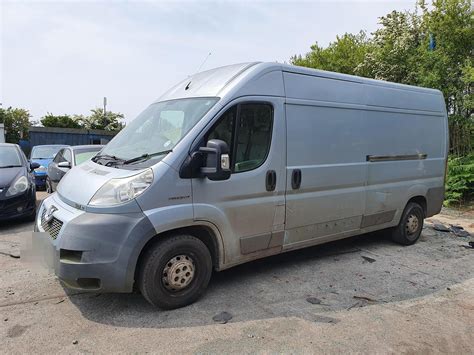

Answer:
[366,154,427,162]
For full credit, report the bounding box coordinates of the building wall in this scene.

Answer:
[27,127,118,150]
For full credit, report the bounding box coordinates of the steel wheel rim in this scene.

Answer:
[162,254,195,291]
[405,214,419,235]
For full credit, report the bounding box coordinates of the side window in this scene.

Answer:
[63,149,72,163]
[54,149,64,163]
[205,103,272,173]
[207,106,236,153]
[234,104,272,172]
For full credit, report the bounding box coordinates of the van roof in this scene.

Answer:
[157,62,442,103]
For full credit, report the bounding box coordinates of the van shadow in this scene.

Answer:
[66,228,469,329]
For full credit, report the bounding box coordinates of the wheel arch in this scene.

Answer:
[406,195,427,216]
[133,223,224,286]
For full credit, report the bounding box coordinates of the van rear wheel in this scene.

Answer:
[138,234,212,309]
[391,202,424,245]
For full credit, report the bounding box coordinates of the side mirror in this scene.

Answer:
[199,139,231,181]
[58,161,71,169]
[29,162,40,171]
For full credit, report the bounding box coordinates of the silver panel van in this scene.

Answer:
[36,62,448,308]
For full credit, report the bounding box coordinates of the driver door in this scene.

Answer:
[192,97,287,265]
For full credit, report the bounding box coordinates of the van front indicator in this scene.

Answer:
[88,169,154,206]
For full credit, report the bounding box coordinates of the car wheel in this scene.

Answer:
[391,202,424,245]
[46,177,53,193]
[138,234,212,309]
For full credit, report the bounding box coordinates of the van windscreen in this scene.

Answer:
[100,98,219,162]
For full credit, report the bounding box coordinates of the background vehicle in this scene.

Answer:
[46,145,103,193]
[0,143,39,221]
[30,145,68,189]
[37,62,448,309]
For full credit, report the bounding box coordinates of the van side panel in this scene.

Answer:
[283,73,367,245]
[282,70,447,248]
[364,85,447,220]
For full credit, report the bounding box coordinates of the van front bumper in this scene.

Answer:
[36,194,155,293]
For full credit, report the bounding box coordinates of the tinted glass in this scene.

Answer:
[207,106,236,156]
[206,103,273,173]
[0,146,22,168]
[234,104,272,172]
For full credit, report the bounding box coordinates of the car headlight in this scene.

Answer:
[6,176,29,197]
[89,169,154,206]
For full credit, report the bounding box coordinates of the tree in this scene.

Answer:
[358,10,422,84]
[416,0,473,156]
[41,113,82,129]
[291,31,372,77]
[75,108,123,131]
[0,107,31,143]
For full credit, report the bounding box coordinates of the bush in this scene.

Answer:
[444,153,474,206]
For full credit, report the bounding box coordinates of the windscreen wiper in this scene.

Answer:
[123,150,172,165]
[92,154,124,165]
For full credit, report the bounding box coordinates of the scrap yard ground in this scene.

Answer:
[1,192,473,353]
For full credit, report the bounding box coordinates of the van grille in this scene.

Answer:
[41,208,63,240]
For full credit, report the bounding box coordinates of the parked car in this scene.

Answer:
[30,145,68,189]
[0,143,39,221]
[37,62,448,309]
[46,145,103,193]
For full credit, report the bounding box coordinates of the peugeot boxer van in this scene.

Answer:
[36,62,448,309]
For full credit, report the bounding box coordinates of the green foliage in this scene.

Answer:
[358,10,422,84]
[39,109,124,131]
[291,31,372,77]
[75,108,124,131]
[0,107,32,143]
[444,154,474,206]
[41,113,82,129]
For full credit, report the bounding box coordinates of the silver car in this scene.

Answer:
[46,145,103,193]
[36,62,448,309]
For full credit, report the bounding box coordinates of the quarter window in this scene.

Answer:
[206,103,273,173]
[54,149,65,163]
[63,149,72,163]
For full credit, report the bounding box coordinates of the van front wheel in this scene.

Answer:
[138,234,212,309]
[391,202,424,245]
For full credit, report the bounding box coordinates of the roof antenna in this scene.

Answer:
[196,52,212,74]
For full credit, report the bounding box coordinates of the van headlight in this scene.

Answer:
[88,169,154,206]
[6,176,29,197]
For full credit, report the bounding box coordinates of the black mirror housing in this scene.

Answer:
[199,139,231,181]
[58,161,71,168]
[29,162,40,170]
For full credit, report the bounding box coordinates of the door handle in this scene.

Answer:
[291,169,302,190]
[266,170,276,191]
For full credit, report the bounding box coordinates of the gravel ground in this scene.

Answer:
[0,192,473,353]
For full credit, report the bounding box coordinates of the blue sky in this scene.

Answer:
[1,0,414,122]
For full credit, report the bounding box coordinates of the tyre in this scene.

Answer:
[138,234,212,309]
[391,202,424,245]
[46,177,53,193]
